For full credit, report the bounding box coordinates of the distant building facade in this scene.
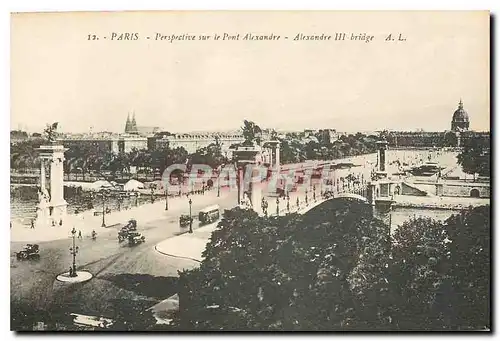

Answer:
[58,132,148,154]
[318,129,339,143]
[387,100,488,148]
[148,131,245,154]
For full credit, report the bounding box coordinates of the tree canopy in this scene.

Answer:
[173,202,490,331]
[457,136,490,178]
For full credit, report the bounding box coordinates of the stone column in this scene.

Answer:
[233,146,262,212]
[237,166,244,205]
[274,143,280,170]
[49,153,66,207]
[40,159,46,192]
[250,169,263,216]
[37,145,68,226]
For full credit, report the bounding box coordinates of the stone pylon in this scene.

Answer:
[233,145,264,215]
[36,144,68,227]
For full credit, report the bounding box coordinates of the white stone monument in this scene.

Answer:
[233,145,264,215]
[36,143,68,228]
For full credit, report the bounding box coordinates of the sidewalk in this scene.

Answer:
[11,189,233,243]
[155,223,218,263]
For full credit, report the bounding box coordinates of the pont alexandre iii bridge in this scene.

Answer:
[233,139,394,218]
[264,182,371,218]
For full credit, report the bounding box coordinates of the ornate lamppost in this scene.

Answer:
[150,184,155,203]
[188,198,193,233]
[117,194,124,211]
[305,188,309,205]
[202,180,206,195]
[276,197,280,216]
[69,227,79,277]
[165,188,169,211]
[286,192,290,213]
[99,189,110,227]
[165,174,169,211]
[313,185,316,202]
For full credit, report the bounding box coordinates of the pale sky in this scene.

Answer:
[11,11,490,134]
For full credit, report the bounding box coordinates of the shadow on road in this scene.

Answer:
[99,273,179,300]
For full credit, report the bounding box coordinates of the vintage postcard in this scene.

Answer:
[10,11,490,331]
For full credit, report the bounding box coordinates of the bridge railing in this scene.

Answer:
[266,183,369,217]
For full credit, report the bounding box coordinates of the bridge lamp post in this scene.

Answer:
[305,188,309,205]
[69,227,79,277]
[286,193,290,213]
[202,180,206,195]
[188,198,193,233]
[276,197,280,216]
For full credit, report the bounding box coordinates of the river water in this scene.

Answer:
[377,206,461,234]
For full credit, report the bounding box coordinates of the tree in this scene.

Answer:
[457,137,490,180]
[443,206,490,330]
[174,200,395,331]
[391,217,449,330]
[189,143,227,169]
[390,207,490,330]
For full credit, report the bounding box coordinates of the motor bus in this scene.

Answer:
[198,205,220,225]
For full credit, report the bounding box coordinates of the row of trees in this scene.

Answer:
[10,120,381,178]
[280,132,379,164]
[169,202,489,331]
[10,139,225,179]
[240,119,380,163]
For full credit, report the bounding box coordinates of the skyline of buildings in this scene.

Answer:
[10,99,490,138]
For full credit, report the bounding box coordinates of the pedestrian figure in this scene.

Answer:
[69,267,73,277]
[78,230,82,239]
[59,219,63,226]
[31,219,35,229]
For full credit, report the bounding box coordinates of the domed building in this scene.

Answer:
[451,99,470,132]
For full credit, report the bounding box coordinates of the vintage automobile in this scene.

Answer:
[179,214,193,228]
[15,244,40,260]
[118,219,138,242]
[128,232,146,246]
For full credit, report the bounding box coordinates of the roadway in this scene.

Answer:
[10,191,238,322]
